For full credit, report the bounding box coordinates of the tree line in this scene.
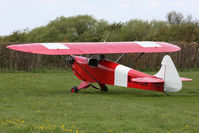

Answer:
[1,11,199,43]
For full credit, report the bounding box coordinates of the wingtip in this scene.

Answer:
[6,45,12,49]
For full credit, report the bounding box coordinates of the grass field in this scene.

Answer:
[0,70,198,133]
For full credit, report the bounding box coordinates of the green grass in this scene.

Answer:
[0,71,198,133]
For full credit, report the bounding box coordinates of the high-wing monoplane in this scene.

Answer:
[7,41,192,94]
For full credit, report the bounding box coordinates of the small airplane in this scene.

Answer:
[7,41,192,94]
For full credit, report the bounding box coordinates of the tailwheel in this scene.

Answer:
[71,86,78,93]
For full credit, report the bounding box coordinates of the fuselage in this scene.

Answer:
[71,56,164,92]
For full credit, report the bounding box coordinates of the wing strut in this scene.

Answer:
[129,53,145,67]
[115,53,125,63]
[60,56,86,81]
[68,55,100,84]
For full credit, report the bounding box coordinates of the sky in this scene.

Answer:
[1,0,199,36]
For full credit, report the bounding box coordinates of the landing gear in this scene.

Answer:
[99,84,108,92]
[101,85,108,92]
[71,86,78,93]
[70,83,108,93]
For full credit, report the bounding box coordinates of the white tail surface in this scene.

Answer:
[154,55,182,92]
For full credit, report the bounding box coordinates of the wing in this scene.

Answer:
[7,41,181,55]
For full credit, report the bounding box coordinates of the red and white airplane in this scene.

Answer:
[7,41,192,94]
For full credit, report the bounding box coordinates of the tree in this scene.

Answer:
[166,11,184,25]
[122,20,151,41]
[7,30,27,42]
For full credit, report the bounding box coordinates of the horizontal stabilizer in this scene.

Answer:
[131,77,192,84]
[132,77,164,83]
[181,77,192,82]
[132,77,192,84]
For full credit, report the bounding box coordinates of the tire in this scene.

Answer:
[71,86,78,93]
[101,85,108,92]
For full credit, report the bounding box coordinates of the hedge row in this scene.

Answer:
[0,42,198,71]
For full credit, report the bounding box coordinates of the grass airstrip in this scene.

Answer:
[0,70,198,133]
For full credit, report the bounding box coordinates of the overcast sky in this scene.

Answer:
[1,0,199,36]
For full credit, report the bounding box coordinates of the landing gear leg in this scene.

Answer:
[99,84,108,92]
[71,81,91,93]
[70,81,108,93]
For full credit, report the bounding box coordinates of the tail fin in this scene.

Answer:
[154,55,182,92]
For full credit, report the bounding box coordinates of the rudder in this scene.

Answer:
[154,55,182,92]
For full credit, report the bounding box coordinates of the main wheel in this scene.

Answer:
[101,85,108,92]
[71,86,78,93]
